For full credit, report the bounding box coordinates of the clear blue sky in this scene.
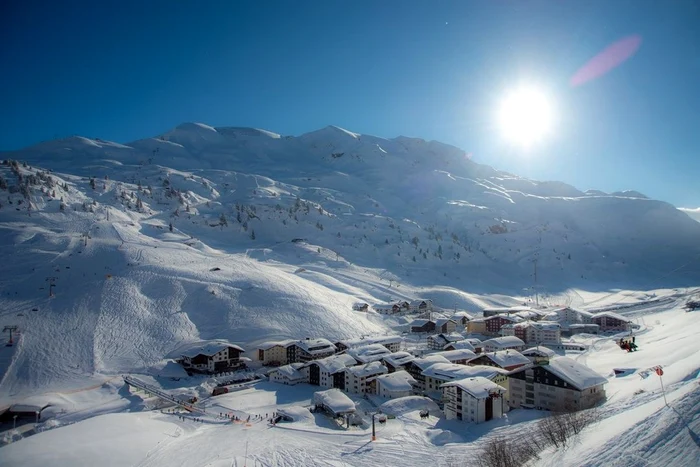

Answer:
[2,0,699,207]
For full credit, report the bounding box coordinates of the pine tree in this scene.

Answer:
[220,213,228,226]
[250,229,255,240]
[169,222,173,232]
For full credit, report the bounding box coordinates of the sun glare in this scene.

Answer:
[498,86,553,147]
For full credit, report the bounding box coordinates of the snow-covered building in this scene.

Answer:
[382,351,416,373]
[443,339,477,353]
[409,319,436,333]
[345,343,393,364]
[482,306,531,317]
[179,342,245,374]
[562,323,600,337]
[374,301,410,314]
[304,354,357,389]
[466,318,487,335]
[481,336,526,353]
[369,370,417,399]
[521,347,557,363]
[257,340,295,366]
[352,302,369,312]
[427,332,464,350]
[432,349,477,365]
[335,335,402,353]
[422,363,508,401]
[343,361,387,394]
[508,358,607,411]
[404,354,451,393]
[591,312,634,332]
[468,350,530,371]
[409,299,433,313]
[484,314,523,336]
[435,318,458,334]
[442,377,508,423]
[313,389,356,417]
[292,338,337,363]
[553,307,594,324]
[501,321,561,345]
[269,363,308,385]
[451,311,474,327]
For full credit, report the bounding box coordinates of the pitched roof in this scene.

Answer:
[313,389,355,414]
[410,354,451,370]
[296,338,336,354]
[479,350,530,368]
[544,357,608,391]
[522,347,557,358]
[382,351,416,367]
[482,336,525,348]
[345,361,388,378]
[272,363,306,380]
[441,377,507,399]
[258,339,296,350]
[484,314,523,323]
[423,363,504,382]
[452,311,474,319]
[346,344,393,363]
[180,341,245,358]
[429,333,463,344]
[369,370,416,392]
[433,349,477,363]
[444,340,476,351]
[337,335,402,348]
[592,311,633,322]
[435,318,457,327]
[307,354,357,374]
[409,319,433,327]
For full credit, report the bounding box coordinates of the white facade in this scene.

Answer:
[372,370,416,399]
[442,377,507,423]
[269,363,308,385]
[344,362,387,394]
[554,307,593,324]
[482,336,526,353]
[409,299,433,313]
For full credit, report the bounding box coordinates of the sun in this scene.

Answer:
[497,86,553,147]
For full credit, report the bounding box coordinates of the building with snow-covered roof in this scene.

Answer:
[179,342,245,374]
[482,306,531,317]
[469,350,530,371]
[591,312,634,332]
[422,363,508,401]
[442,377,508,423]
[409,299,433,313]
[382,351,416,373]
[304,354,357,389]
[313,389,356,417]
[432,349,477,365]
[345,343,393,364]
[269,363,308,385]
[409,319,436,333]
[291,338,337,363]
[369,370,417,399]
[352,302,369,312]
[452,311,473,326]
[484,314,524,336]
[374,301,410,315]
[501,321,561,345]
[443,340,477,353]
[522,347,557,363]
[562,323,600,337]
[343,361,388,394]
[404,354,451,392]
[427,332,463,350]
[508,358,607,411]
[257,340,295,366]
[482,336,526,353]
[335,335,402,353]
[552,307,593,325]
[466,318,487,335]
[435,318,457,334]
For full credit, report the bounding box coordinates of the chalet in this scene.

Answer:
[482,306,531,318]
[404,354,451,393]
[468,350,530,371]
[521,347,557,364]
[293,338,337,363]
[435,318,458,334]
[303,354,357,389]
[374,301,410,315]
[313,389,356,417]
[352,302,369,312]
[427,333,464,350]
[179,342,245,374]
[257,340,295,366]
[409,299,433,313]
[501,321,562,345]
[343,361,387,394]
[382,351,416,373]
[443,340,476,353]
[409,319,436,334]
[452,311,474,327]
[269,363,308,385]
[442,377,508,423]
[508,357,607,411]
[346,343,393,364]
[432,349,477,365]
[591,312,635,332]
[466,318,486,335]
[422,363,509,404]
[484,314,523,336]
[335,335,402,353]
[553,307,594,325]
[481,336,526,353]
[369,370,416,399]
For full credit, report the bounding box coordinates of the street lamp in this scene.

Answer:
[371,413,377,441]
[13,415,17,430]
[35,411,40,424]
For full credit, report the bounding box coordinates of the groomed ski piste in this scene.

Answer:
[0,123,699,465]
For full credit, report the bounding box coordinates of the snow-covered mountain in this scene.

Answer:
[1,123,699,399]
